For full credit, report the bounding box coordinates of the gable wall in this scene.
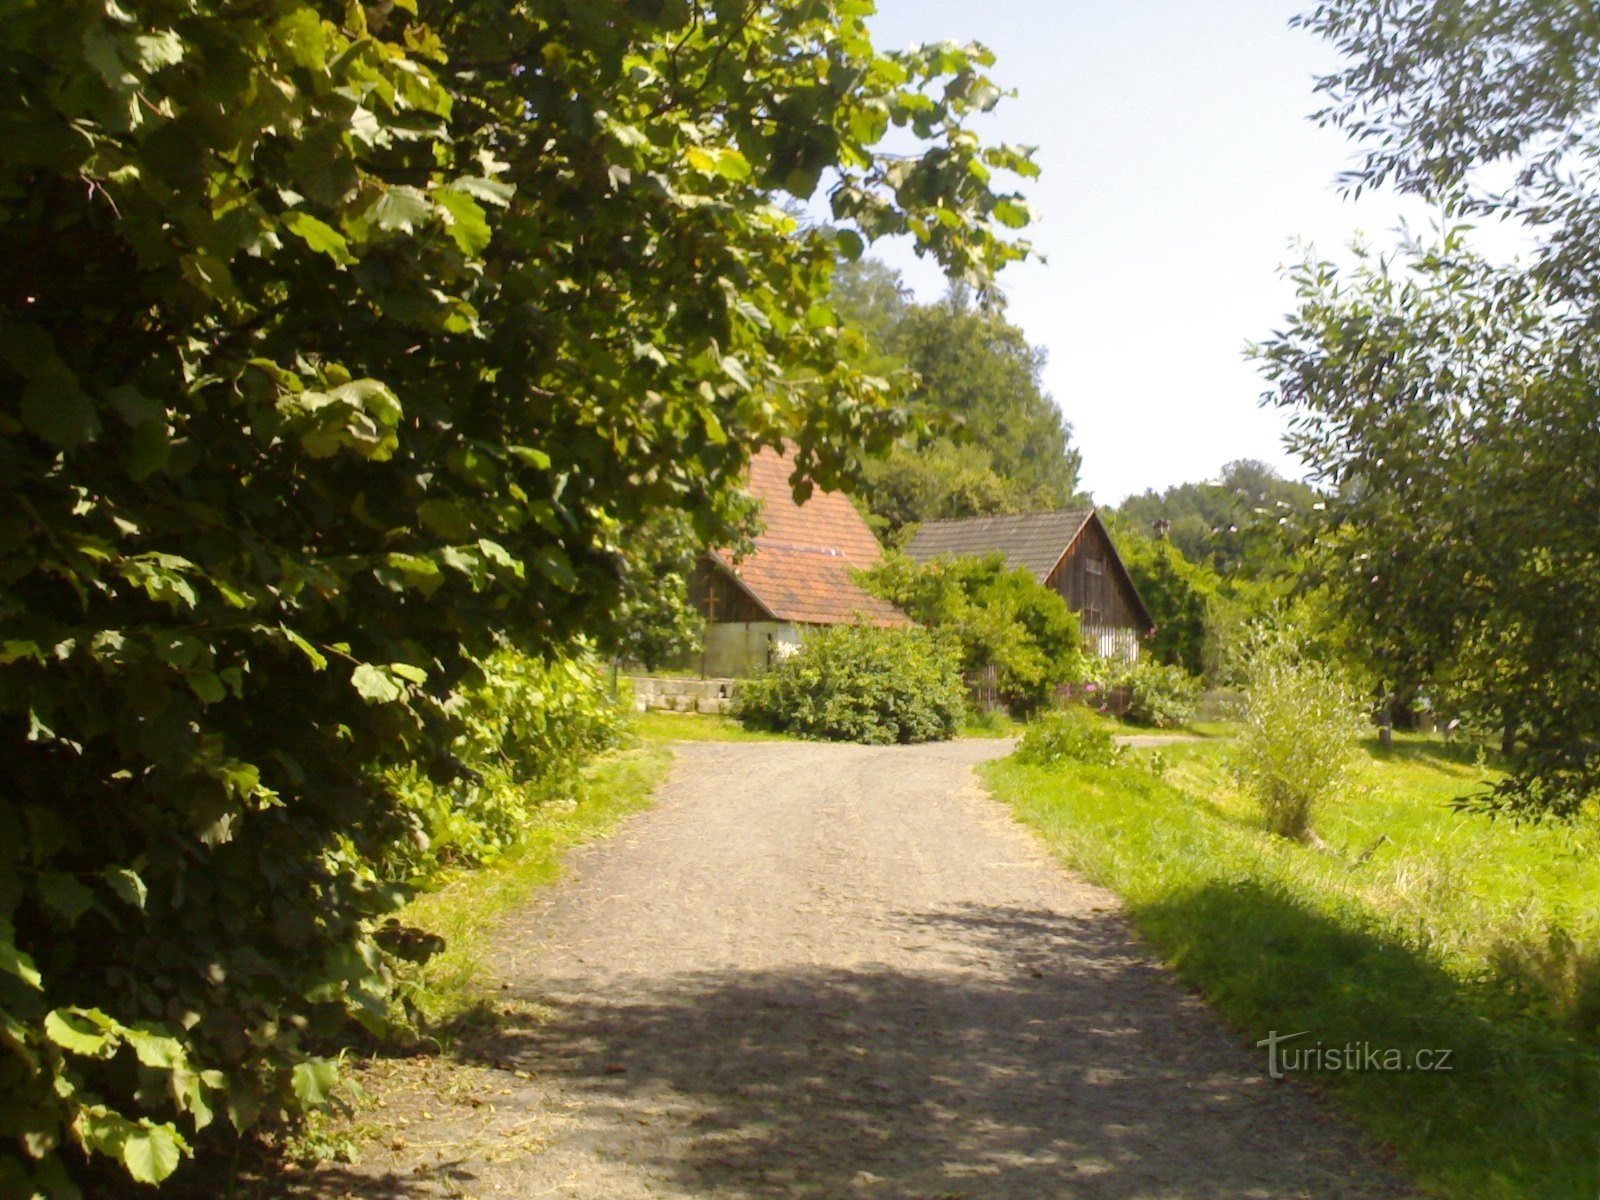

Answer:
[1047,521,1145,632]
[692,558,769,625]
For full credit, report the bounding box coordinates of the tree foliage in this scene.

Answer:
[1296,0,1600,304]
[1111,460,1320,579]
[864,551,1086,714]
[1258,231,1600,817]
[0,0,1035,1189]
[1271,0,1600,816]
[1110,530,1215,676]
[831,263,1081,537]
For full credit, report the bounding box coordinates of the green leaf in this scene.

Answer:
[188,671,226,704]
[133,30,185,73]
[379,552,443,596]
[326,378,402,426]
[351,663,402,704]
[44,1009,114,1057]
[290,1059,339,1108]
[20,366,100,449]
[280,626,328,670]
[386,662,428,684]
[434,188,491,255]
[0,919,44,989]
[532,546,578,590]
[365,185,432,233]
[991,198,1031,229]
[126,418,170,480]
[37,873,96,925]
[508,445,551,469]
[449,175,515,207]
[417,498,474,539]
[105,868,147,910]
[120,1124,185,1184]
[124,1027,184,1069]
[282,211,354,265]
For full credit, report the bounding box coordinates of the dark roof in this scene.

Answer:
[907,508,1156,633]
[712,448,909,628]
[905,510,1094,581]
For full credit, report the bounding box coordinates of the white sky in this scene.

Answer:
[855,0,1487,504]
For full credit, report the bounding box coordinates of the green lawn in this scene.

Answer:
[983,735,1600,1199]
[632,709,798,743]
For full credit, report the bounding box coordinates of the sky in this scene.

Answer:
[854,0,1461,505]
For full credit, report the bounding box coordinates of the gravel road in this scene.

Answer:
[303,739,1416,1199]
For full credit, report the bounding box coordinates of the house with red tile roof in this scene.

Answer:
[692,446,908,676]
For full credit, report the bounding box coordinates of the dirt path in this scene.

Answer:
[302,740,1415,1199]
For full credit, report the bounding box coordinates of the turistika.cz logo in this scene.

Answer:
[1256,1030,1454,1079]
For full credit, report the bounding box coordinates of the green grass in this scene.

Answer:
[983,735,1600,1199]
[960,709,1026,738]
[397,744,673,1023]
[1181,718,1237,739]
[632,709,797,743]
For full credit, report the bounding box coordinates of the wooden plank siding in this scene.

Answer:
[1046,519,1147,663]
[691,557,771,625]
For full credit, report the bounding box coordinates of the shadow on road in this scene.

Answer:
[303,901,1407,1199]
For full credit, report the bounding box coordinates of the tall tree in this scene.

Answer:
[0,2,1035,1190]
[1270,0,1600,815]
[1111,460,1320,578]
[1297,0,1600,304]
[831,264,1082,535]
[1259,233,1600,817]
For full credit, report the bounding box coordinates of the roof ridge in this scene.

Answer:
[917,507,1092,526]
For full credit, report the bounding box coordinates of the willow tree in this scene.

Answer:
[1261,3,1600,816]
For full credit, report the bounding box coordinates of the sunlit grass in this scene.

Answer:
[631,709,796,743]
[984,735,1600,1199]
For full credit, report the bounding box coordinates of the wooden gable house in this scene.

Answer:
[906,509,1154,662]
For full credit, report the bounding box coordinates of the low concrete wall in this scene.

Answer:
[629,675,739,715]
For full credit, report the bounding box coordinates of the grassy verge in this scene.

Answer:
[961,709,1026,739]
[398,743,673,1023]
[633,709,797,743]
[983,737,1600,1199]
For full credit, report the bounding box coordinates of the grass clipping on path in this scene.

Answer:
[399,744,672,1024]
[983,737,1600,1200]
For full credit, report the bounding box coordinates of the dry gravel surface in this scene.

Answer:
[293,739,1418,1199]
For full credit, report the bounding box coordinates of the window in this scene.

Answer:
[1082,557,1105,623]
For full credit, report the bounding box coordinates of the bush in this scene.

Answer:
[1015,708,1124,767]
[863,552,1087,715]
[383,648,627,880]
[734,624,964,744]
[1116,659,1202,729]
[1229,627,1360,841]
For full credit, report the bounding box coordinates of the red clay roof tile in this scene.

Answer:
[718,447,909,627]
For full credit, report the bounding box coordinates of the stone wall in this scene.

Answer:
[629,675,739,715]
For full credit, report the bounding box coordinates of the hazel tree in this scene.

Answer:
[0,0,1035,1190]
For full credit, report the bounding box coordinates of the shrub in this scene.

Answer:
[1116,659,1202,729]
[863,552,1087,715]
[1015,708,1124,767]
[384,648,627,880]
[1490,923,1600,1040]
[1229,626,1360,841]
[734,624,964,744]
